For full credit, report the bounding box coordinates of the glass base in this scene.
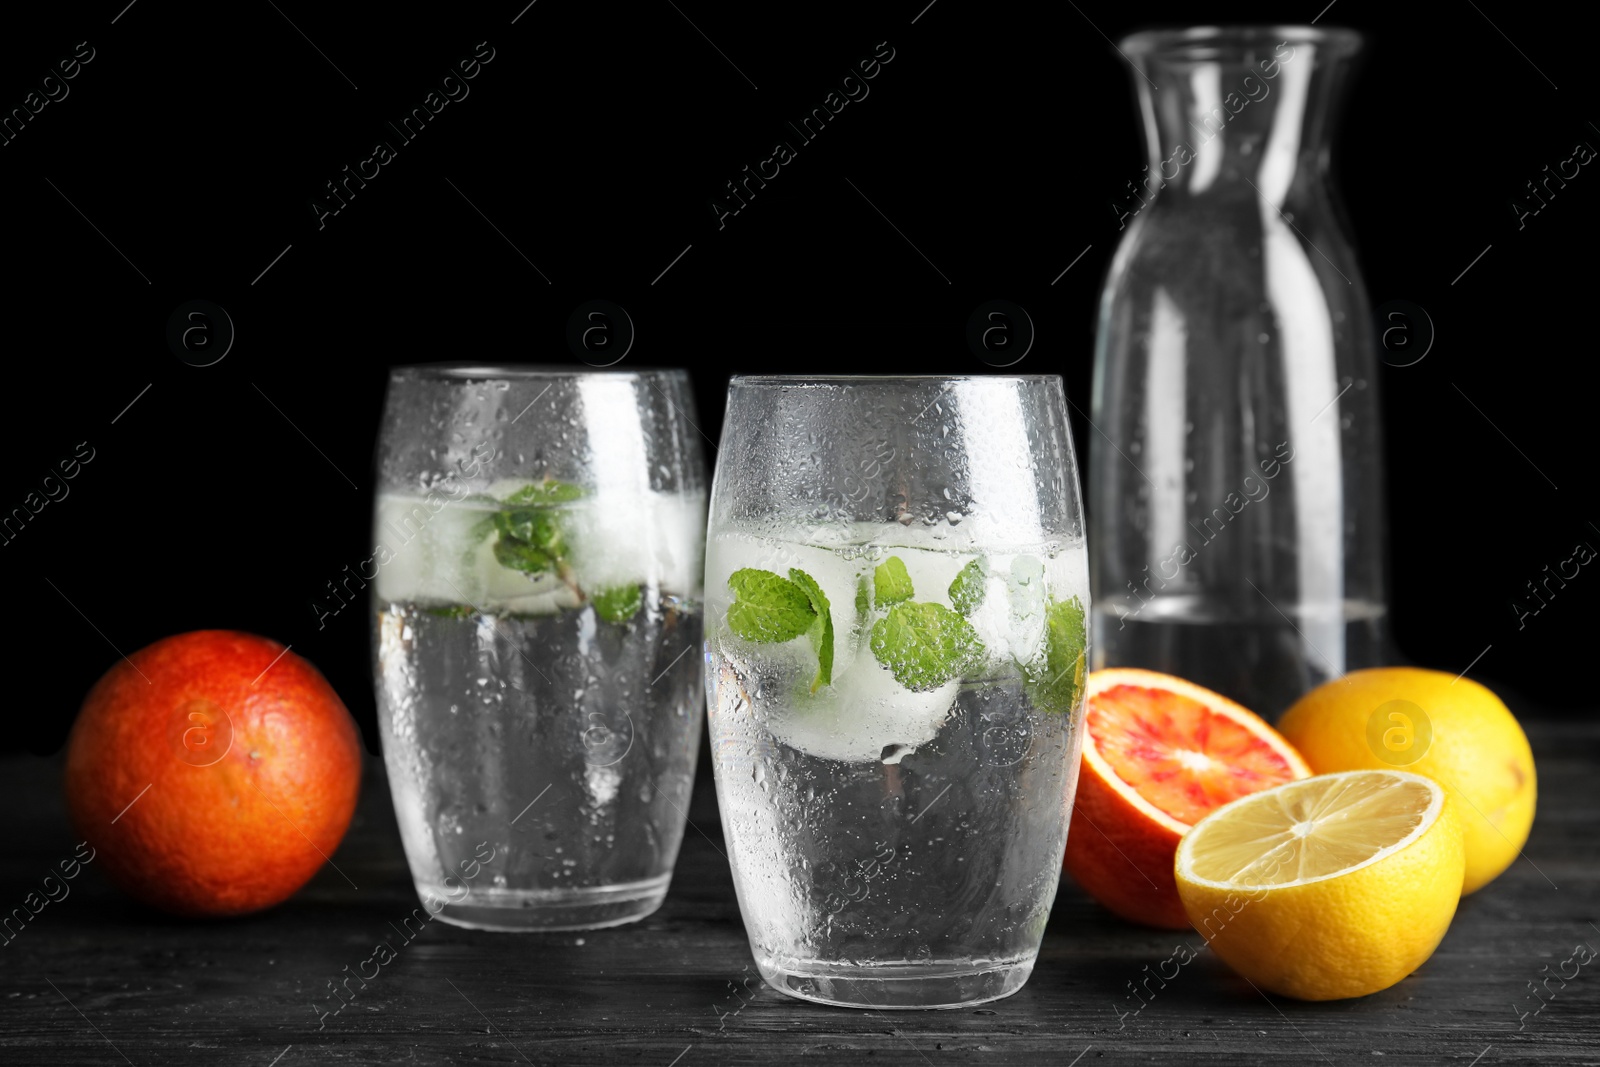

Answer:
[418,875,670,932]
[757,956,1035,1009]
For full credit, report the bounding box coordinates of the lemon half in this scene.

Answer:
[1174,769,1464,1000]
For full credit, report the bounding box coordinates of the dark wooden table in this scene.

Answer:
[3,715,1596,1066]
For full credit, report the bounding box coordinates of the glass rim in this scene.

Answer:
[389,362,688,382]
[1120,24,1362,57]
[729,373,1063,385]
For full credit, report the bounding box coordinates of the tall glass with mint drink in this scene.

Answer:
[705,375,1090,1008]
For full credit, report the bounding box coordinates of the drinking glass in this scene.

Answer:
[704,374,1090,1008]
[372,365,706,930]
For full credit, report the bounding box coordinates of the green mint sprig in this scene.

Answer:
[873,556,914,607]
[787,569,834,691]
[948,557,987,615]
[494,507,565,556]
[870,600,983,690]
[488,479,580,577]
[865,554,984,690]
[484,478,643,624]
[725,567,835,691]
[723,553,997,696]
[1024,596,1087,714]
[493,536,556,574]
[726,568,816,643]
[591,584,644,623]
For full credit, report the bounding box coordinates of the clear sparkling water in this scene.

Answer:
[376,600,702,929]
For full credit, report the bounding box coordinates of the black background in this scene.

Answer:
[3,1,1594,755]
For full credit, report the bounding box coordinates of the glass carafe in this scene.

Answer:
[1091,26,1386,717]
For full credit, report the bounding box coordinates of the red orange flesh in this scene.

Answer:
[1064,668,1309,928]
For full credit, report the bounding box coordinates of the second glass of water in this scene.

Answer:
[372,365,706,930]
[705,375,1090,1008]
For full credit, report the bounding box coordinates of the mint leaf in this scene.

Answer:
[854,575,872,641]
[495,508,565,554]
[874,556,914,607]
[503,479,584,506]
[1026,596,1087,714]
[592,584,644,624]
[787,568,834,691]
[488,485,576,580]
[870,602,983,691]
[726,568,816,643]
[493,536,555,574]
[948,557,987,615]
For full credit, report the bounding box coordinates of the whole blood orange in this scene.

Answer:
[1063,668,1309,928]
[64,631,362,917]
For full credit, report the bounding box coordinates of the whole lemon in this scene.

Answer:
[1277,667,1534,893]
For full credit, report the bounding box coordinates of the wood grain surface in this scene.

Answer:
[2,717,1595,1066]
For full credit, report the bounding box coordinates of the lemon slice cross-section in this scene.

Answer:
[1175,769,1465,1000]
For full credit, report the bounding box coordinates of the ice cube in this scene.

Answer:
[564,496,651,595]
[374,494,497,606]
[1042,541,1090,608]
[1005,554,1049,670]
[763,645,958,764]
[965,567,1020,665]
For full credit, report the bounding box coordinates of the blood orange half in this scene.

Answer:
[1063,668,1310,928]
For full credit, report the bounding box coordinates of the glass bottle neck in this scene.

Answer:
[1129,36,1356,204]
